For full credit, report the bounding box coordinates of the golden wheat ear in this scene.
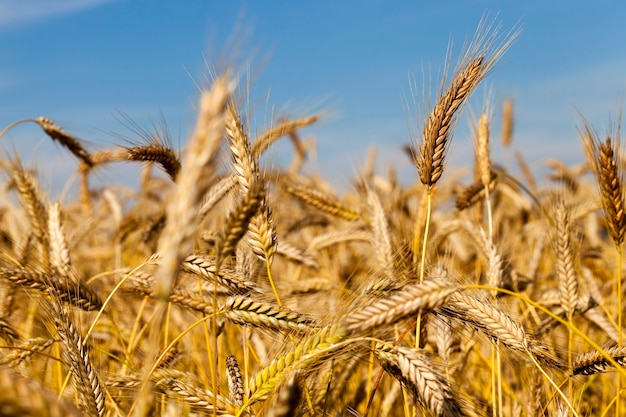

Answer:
[580,118,626,247]
[415,18,518,188]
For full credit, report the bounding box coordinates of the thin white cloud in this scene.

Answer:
[0,0,119,30]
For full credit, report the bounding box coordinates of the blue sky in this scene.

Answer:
[1,0,625,194]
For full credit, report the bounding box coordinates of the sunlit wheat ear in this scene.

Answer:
[455,171,497,210]
[48,302,106,417]
[246,323,350,407]
[432,313,454,365]
[375,343,466,417]
[47,202,72,279]
[0,267,102,311]
[0,366,83,417]
[366,186,395,276]
[343,279,461,333]
[125,141,181,180]
[226,104,257,192]
[9,161,49,262]
[251,114,318,158]
[286,181,363,221]
[441,292,565,369]
[442,292,527,349]
[226,354,245,408]
[581,120,626,246]
[34,117,93,167]
[572,346,626,375]
[217,179,265,261]
[181,253,262,295]
[247,201,278,263]
[553,201,578,319]
[221,296,317,333]
[415,20,517,187]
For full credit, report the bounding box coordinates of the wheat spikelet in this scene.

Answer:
[375,343,465,417]
[434,314,454,364]
[416,20,516,187]
[343,279,460,333]
[598,138,626,246]
[34,117,93,167]
[155,343,179,369]
[10,162,49,259]
[476,225,503,292]
[0,317,18,345]
[89,148,128,166]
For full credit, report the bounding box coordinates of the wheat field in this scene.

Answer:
[0,20,624,417]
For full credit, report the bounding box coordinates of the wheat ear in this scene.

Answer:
[375,343,466,417]
[227,354,245,408]
[343,279,461,333]
[125,141,181,180]
[49,302,106,417]
[34,117,93,167]
[252,115,318,158]
[572,346,626,375]
[0,267,102,311]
